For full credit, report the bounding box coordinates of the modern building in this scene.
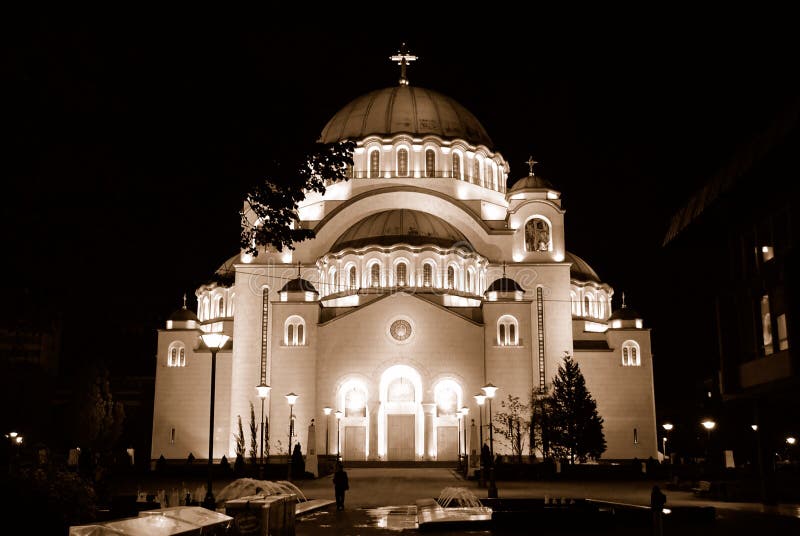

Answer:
[151,58,657,464]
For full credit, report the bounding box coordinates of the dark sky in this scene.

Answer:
[5,28,797,394]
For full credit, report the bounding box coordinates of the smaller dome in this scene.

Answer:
[565,252,602,284]
[608,305,642,322]
[169,307,199,322]
[486,277,524,293]
[280,278,319,294]
[509,174,556,192]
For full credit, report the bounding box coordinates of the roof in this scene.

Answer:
[280,278,319,294]
[608,305,642,321]
[331,209,471,251]
[319,86,493,148]
[564,251,602,284]
[508,174,556,192]
[485,277,524,293]
[168,307,199,322]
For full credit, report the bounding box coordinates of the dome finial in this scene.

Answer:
[390,43,418,86]
[182,293,187,310]
[526,156,539,177]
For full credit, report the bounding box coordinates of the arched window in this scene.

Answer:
[370,263,381,287]
[285,316,306,346]
[202,298,210,321]
[447,266,455,289]
[621,340,640,366]
[345,388,367,418]
[369,150,380,178]
[423,263,433,287]
[497,315,519,346]
[570,291,579,316]
[329,268,337,293]
[217,296,225,318]
[348,266,357,290]
[473,158,481,185]
[434,380,460,417]
[597,294,605,318]
[584,296,591,317]
[452,153,462,179]
[425,149,435,177]
[525,217,551,252]
[168,342,186,367]
[486,163,494,189]
[397,148,409,177]
[230,294,235,316]
[388,377,415,402]
[466,270,473,293]
[396,262,408,286]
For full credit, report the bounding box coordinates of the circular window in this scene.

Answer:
[390,319,412,342]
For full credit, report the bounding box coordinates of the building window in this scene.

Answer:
[423,263,433,287]
[621,340,640,366]
[329,268,337,293]
[425,149,435,177]
[497,315,519,346]
[397,148,409,177]
[202,298,210,321]
[466,270,473,293]
[170,428,176,444]
[447,266,455,289]
[525,217,551,252]
[285,316,306,346]
[486,163,494,189]
[230,294,235,316]
[388,377,415,402]
[473,159,480,185]
[369,150,380,178]
[761,295,773,355]
[584,296,591,317]
[435,381,459,417]
[345,388,367,418]
[777,313,789,351]
[597,295,605,319]
[452,153,461,179]
[370,263,381,287]
[396,262,408,286]
[570,291,579,316]
[168,342,186,367]
[349,266,357,290]
[217,297,225,318]
[633,428,638,444]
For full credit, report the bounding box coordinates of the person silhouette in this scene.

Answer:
[333,462,349,511]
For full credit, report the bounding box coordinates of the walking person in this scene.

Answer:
[333,462,349,511]
[650,484,667,536]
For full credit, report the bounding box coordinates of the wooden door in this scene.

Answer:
[344,426,366,461]
[387,415,415,460]
[437,426,459,461]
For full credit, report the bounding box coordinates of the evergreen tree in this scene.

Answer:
[529,386,553,460]
[249,403,258,465]
[550,353,606,463]
[235,415,246,459]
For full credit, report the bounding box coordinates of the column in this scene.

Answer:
[368,401,380,461]
[423,403,436,461]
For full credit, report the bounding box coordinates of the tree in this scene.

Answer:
[249,402,258,465]
[529,386,553,461]
[549,352,606,463]
[492,394,530,463]
[240,141,354,255]
[235,415,246,460]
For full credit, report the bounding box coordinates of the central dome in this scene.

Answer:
[319,86,493,148]
[331,209,471,251]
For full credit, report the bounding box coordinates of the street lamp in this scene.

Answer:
[199,331,229,510]
[460,407,469,468]
[787,437,796,445]
[662,423,673,461]
[335,410,343,461]
[256,383,271,469]
[285,393,298,480]
[323,407,332,456]
[482,383,498,498]
[474,394,486,488]
[701,419,716,461]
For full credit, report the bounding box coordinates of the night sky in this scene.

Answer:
[5,28,797,411]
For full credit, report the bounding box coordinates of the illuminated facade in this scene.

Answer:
[152,67,657,463]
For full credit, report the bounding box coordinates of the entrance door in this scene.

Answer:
[387,415,415,460]
[437,426,459,461]
[344,426,366,461]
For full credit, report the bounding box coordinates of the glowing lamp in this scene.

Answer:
[334,410,343,420]
[460,406,469,417]
[256,383,271,399]
[481,383,498,399]
[787,437,797,445]
[701,420,716,431]
[474,394,486,406]
[15,436,22,444]
[323,407,332,416]
[751,425,758,431]
[9,432,18,438]
[662,423,673,431]
[285,392,299,406]
[200,332,229,350]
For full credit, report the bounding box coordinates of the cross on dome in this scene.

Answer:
[526,156,538,176]
[182,293,187,309]
[390,43,418,86]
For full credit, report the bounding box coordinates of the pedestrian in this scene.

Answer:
[333,461,349,511]
[650,484,666,536]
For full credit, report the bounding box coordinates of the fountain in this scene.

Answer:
[435,487,483,508]
[215,478,308,503]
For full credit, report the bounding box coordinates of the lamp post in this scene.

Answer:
[662,423,673,462]
[474,393,486,488]
[200,332,229,510]
[323,407,332,456]
[256,383,271,472]
[335,410,343,461]
[460,406,469,469]
[482,383,498,498]
[285,393,298,480]
[701,419,716,462]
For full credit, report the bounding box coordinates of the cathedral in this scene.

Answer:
[151,52,657,466]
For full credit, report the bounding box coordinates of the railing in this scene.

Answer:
[331,170,506,193]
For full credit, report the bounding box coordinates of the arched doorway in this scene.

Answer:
[434,379,463,461]
[379,365,423,460]
[336,379,369,461]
